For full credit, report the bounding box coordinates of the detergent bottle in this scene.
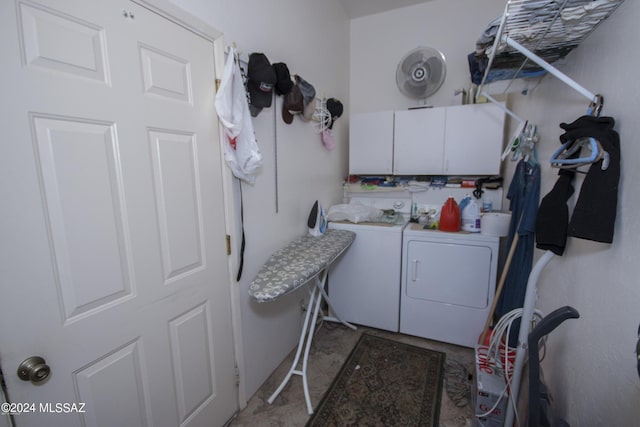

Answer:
[439,197,460,232]
[458,194,471,214]
[461,198,481,232]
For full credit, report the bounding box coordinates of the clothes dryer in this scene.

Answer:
[400,223,499,348]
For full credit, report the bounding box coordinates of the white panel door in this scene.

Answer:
[0,1,238,426]
[393,107,446,175]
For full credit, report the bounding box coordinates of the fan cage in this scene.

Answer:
[396,47,446,99]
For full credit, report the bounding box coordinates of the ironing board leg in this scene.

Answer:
[266,268,356,414]
[266,282,321,414]
[300,282,325,413]
[317,280,356,331]
[303,269,357,330]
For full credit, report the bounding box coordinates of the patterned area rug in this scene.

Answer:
[307,333,445,426]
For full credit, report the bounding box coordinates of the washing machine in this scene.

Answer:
[328,195,411,332]
[400,223,499,348]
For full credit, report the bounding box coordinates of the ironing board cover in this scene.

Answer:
[248,229,355,303]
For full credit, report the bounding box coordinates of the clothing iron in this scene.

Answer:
[307,200,327,236]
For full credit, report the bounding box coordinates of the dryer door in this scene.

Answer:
[406,240,492,309]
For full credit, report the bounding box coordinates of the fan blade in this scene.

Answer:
[404,80,428,97]
[426,56,443,80]
[401,51,424,73]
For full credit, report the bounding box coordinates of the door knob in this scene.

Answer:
[17,356,51,383]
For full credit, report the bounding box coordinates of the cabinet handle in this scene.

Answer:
[412,259,419,281]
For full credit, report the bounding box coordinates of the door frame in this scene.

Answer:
[132,0,247,409]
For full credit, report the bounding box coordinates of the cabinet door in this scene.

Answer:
[393,108,446,174]
[349,111,394,174]
[444,104,505,175]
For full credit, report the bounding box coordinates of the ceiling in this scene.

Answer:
[338,0,431,19]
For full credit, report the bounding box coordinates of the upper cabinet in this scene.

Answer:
[349,103,505,176]
[443,104,505,175]
[349,111,394,175]
[393,107,446,175]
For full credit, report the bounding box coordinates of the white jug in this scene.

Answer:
[461,199,481,232]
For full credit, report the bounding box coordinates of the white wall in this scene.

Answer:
[171,0,350,398]
[349,0,507,113]
[505,1,640,424]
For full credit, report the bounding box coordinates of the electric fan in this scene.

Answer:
[396,46,446,99]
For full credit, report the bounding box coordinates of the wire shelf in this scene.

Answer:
[476,0,625,92]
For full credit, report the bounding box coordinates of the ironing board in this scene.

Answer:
[248,229,357,414]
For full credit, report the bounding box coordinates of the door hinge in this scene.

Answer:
[234,364,240,386]
[215,78,221,92]
[226,235,231,255]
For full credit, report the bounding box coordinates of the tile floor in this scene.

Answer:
[228,322,476,427]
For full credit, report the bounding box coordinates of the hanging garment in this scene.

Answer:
[535,168,575,256]
[558,115,620,243]
[496,159,541,320]
[215,47,263,184]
